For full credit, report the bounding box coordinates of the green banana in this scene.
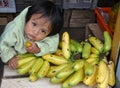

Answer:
[83,65,98,87]
[88,36,104,53]
[108,61,115,86]
[73,59,85,71]
[16,53,34,58]
[96,60,108,83]
[42,54,68,65]
[84,61,94,76]
[46,63,69,78]
[68,68,84,87]
[37,60,50,79]
[29,58,43,74]
[17,56,36,68]
[70,42,77,53]
[55,63,74,79]
[62,31,71,59]
[82,42,91,59]
[17,59,36,75]
[103,31,112,53]
[50,75,66,84]
[71,39,83,53]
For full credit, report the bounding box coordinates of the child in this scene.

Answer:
[0,1,63,69]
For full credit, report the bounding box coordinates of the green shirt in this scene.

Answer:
[0,7,59,63]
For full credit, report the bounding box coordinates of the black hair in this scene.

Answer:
[25,0,64,36]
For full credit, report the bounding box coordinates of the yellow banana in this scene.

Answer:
[37,60,50,79]
[82,42,91,59]
[84,60,94,76]
[96,60,108,83]
[108,61,115,86]
[17,59,36,75]
[29,58,44,74]
[62,31,71,59]
[17,56,36,68]
[46,63,69,78]
[68,68,84,87]
[29,73,38,82]
[42,54,68,65]
[58,40,62,49]
[86,57,99,65]
[25,41,32,47]
[89,53,99,58]
[103,31,112,53]
[97,65,109,88]
[73,59,85,71]
[54,49,64,57]
[83,65,98,87]
[88,36,104,53]
[55,63,74,79]
[91,47,100,55]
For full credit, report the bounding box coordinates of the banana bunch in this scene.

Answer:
[15,31,115,88]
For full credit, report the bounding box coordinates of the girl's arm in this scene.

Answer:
[34,34,59,56]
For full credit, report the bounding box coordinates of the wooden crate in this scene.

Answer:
[1,65,93,88]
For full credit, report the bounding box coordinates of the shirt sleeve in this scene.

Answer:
[34,34,59,56]
[0,22,17,63]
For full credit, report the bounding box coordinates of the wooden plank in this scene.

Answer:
[3,65,21,78]
[1,78,91,88]
[110,6,120,66]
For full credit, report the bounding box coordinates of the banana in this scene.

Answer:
[37,60,50,79]
[50,75,66,84]
[46,63,69,78]
[71,39,83,53]
[29,58,44,74]
[17,56,36,68]
[97,65,109,88]
[25,41,32,47]
[89,53,99,58]
[70,42,77,53]
[83,65,98,87]
[42,54,68,65]
[54,49,64,57]
[96,60,108,83]
[91,47,100,55]
[88,36,104,53]
[55,63,74,79]
[29,73,38,82]
[82,42,91,59]
[16,53,34,58]
[17,59,36,75]
[68,68,84,87]
[103,31,112,53]
[84,60,94,76]
[62,31,71,59]
[73,59,85,71]
[86,57,99,65]
[108,61,115,86]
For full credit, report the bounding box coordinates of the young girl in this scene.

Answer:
[0,1,63,69]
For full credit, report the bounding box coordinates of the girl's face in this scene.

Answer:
[24,14,51,41]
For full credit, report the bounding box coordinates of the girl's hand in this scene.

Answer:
[25,41,40,53]
[7,56,19,69]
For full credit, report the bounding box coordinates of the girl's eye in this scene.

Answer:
[41,29,46,34]
[32,22,37,26]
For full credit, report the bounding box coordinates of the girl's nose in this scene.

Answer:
[33,29,39,35]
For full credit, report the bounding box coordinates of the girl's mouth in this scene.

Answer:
[28,33,36,40]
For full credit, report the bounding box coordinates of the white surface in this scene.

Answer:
[1,78,91,88]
